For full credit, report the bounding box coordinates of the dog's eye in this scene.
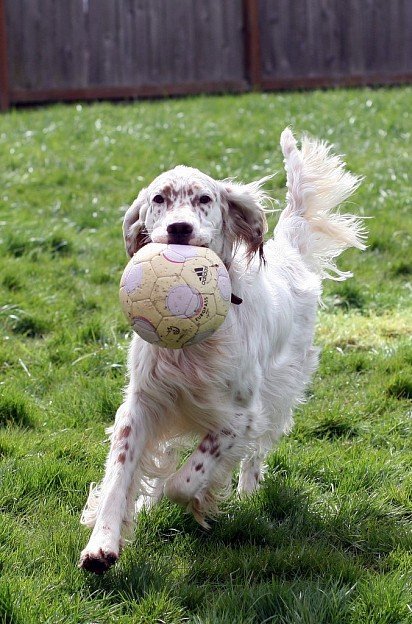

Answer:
[199,195,212,204]
[153,194,164,204]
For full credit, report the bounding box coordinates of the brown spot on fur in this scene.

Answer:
[210,443,220,456]
[195,463,203,471]
[119,425,131,439]
[159,184,176,209]
[246,415,253,432]
[199,436,210,453]
[221,428,236,438]
[199,432,220,455]
[118,452,126,464]
[125,442,129,451]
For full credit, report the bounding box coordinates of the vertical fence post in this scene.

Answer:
[0,0,9,110]
[243,0,262,90]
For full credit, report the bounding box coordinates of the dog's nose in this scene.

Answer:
[167,222,193,243]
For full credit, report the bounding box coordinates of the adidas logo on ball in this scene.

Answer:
[194,266,208,285]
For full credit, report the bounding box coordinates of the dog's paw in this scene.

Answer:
[78,547,118,574]
[187,493,211,529]
[237,468,262,497]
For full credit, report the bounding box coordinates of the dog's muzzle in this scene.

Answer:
[167,222,194,245]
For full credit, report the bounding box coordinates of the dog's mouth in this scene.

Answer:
[167,239,209,248]
[167,234,193,246]
[151,227,210,249]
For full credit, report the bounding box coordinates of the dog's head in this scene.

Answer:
[123,166,270,266]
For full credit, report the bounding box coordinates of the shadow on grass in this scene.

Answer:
[386,373,412,400]
[3,233,73,259]
[79,463,410,621]
[10,314,50,338]
[0,392,36,428]
[0,581,22,624]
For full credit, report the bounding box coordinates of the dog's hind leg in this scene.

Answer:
[164,415,254,525]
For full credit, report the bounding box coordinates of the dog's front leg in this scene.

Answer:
[79,400,147,574]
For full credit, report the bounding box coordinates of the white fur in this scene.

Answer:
[79,128,365,573]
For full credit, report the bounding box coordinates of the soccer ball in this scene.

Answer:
[119,243,231,348]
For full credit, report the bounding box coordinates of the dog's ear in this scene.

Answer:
[222,178,270,263]
[123,189,150,257]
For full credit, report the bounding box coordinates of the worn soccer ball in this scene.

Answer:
[119,243,231,348]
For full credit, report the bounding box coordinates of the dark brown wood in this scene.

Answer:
[9,79,249,105]
[3,0,412,109]
[11,69,412,108]
[259,0,412,85]
[243,0,261,88]
[0,0,9,110]
[261,72,412,91]
[5,0,245,95]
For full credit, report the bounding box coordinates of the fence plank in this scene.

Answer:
[0,0,9,109]
[244,0,261,87]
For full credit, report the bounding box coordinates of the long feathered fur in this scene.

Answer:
[78,128,366,574]
[279,127,366,279]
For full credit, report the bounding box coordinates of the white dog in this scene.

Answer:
[79,128,365,574]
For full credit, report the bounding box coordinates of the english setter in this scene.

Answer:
[79,128,365,573]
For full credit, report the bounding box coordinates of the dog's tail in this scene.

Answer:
[277,127,366,280]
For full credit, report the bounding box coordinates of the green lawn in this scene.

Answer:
[0,87,411,623]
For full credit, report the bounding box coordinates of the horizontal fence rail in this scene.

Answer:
[1,0,411,110]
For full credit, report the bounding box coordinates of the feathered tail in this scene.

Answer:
[278,127,366,280]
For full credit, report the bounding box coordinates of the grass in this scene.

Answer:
[0,87,411,623]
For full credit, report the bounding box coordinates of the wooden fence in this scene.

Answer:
[1,0,411,110]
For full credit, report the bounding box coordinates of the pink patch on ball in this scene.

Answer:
[162,244,198,263]
[123,263,143,294]
[217,269,231,301]
[167,285,204,318]
[132,317,159,343]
